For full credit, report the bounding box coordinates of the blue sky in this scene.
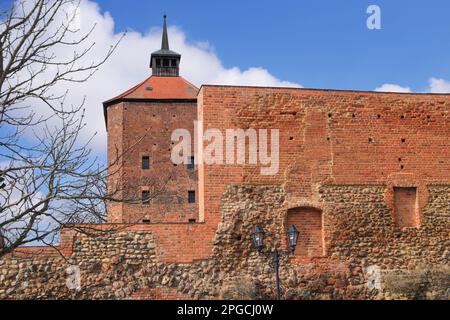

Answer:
[93,0,450,92]
[1,0,449,154]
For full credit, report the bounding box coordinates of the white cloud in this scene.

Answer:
[11,0,448,156]
[19,0,301,154]
[428,77,450,93]
[374,83,412,93]
[375,78,450,94]
[209,67,301,87]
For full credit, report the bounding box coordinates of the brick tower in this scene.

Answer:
[103,16,198,224]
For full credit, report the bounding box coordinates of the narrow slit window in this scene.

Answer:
[142,191,150,205]
[187,156,195,170]
[188,191,196,204]
[142,155,150,170]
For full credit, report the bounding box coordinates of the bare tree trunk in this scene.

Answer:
[0,0,130,258]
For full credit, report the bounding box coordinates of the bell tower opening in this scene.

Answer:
[150,15,181,77]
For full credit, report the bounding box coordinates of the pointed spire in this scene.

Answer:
[150,14,181,76]
[161,14,169,50]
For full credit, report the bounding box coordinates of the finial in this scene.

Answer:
[161,14,169,50]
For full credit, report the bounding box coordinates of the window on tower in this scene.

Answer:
[156,58,161,67]
[188,191,196,204]
[142,155,150,170]
[171,59,177,67]
[187,156,195,170]
[142,191,150,205]
[163,59,170,67]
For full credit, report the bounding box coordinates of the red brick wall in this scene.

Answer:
[107,103,125,223]
[59,223,214,263]
[393,187,418,229]
[103,86,449,266]
[3,86,449,300]
[107,101,198,224]
[287,207,324,257]
[198,86,450,225]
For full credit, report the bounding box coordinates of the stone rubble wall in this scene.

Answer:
[0,185,448,300]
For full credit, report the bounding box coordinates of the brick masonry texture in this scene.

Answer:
[287,207,324,257]
[393,187,419,228]
[0,86,449,300]
[198,86,449,224]
[107,101,198,223]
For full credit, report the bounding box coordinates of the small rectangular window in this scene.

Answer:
[163,59,170,67]
[142,191,150,205]
[188,191,196,204]
[142,155,150,170]
[171,59,177,67]
[156,59,161,67]
[187,156,195,170]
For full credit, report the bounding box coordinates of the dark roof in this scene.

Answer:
[151,49,181,57]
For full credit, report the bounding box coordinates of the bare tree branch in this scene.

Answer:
[0,0,133,258]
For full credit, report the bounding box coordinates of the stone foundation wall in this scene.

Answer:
[0,185,448,300]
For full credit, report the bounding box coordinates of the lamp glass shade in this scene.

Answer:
[252,225,265,250]
[287,225,300,249]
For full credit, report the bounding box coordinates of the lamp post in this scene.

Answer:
[251,224,300,300]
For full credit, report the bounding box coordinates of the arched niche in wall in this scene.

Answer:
[384,173,429,230]
[286,207,324,257]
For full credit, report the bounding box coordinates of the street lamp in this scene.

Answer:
[251,225,265,252]
[287,225,300,251]
[251,224,300,300]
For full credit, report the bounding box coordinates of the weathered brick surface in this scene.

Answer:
[0,86,449,300]
[107,101,198,223]
[393,187,419,228]
[198,86,450,225]
[287,207,324,257]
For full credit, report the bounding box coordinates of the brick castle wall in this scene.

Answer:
[0,87,449,299]
[198,86,449,225]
